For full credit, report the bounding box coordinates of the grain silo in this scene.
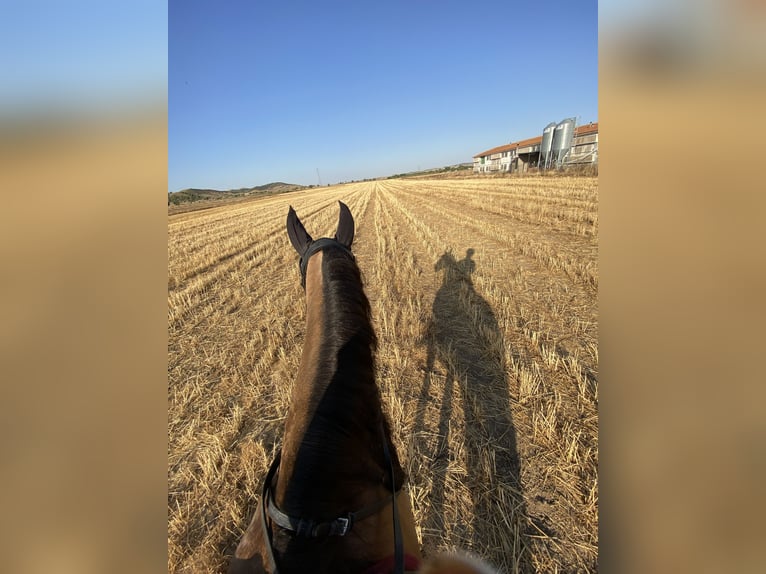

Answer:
[551,117,576,167]
[539,122,557,169]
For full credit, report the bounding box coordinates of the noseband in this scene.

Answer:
[297,238,355,288]
[258,424,405,574]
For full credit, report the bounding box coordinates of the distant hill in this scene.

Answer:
[169,182,305,207]
[385,163,473,180]
[251,182,303,193]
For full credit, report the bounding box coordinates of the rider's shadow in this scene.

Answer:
[416,249,530,569]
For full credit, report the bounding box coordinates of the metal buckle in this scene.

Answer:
[336,516,350,536]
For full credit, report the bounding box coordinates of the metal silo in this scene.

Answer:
[540,122,557,169]
[551,117,576,167]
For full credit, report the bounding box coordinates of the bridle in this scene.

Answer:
[258,424,405,574]
[297,238,355,288]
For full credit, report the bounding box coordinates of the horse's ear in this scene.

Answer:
[286,206,312,254]
[334,201,354,248]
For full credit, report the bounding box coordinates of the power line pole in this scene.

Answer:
[316,168,322,186]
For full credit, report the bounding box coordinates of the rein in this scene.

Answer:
[259,424,405,574]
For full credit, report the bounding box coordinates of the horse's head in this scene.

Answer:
[287,201,355,288]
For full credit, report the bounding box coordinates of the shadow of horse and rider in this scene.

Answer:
[416,249,529,568]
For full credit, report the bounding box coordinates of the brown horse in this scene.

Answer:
[229,202,499,574]
[229,202,420,574]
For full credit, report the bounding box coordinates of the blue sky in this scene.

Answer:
[169,1,597,190]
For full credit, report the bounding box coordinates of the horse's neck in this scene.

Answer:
[275,277,383,515]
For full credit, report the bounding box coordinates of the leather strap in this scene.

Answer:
[258,423,405,574]
[266,483,396,538]
[260,450,282,574]
[297,237,355,288]
[380,425,404,574]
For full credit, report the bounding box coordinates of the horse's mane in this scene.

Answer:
[283,246,405,518]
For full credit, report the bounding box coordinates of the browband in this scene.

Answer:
[298,238,355,288]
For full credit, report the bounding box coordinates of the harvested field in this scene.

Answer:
[168,176,598,573]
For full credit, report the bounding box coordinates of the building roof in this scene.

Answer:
[473,121,598,158]
[476,142,517,157]
[575,122,598,136]
[515,135,543,149]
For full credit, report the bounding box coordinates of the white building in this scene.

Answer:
[473,122,598,174]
